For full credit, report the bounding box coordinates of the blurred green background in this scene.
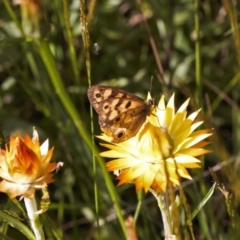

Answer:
[0,0,240,239]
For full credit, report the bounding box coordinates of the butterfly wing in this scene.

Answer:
[87,85,146,113]
[87,85,152,143]
[100,108,149,143]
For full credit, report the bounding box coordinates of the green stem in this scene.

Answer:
[2,0,25,36]
[24,196,45,240]
[194,0,202,107]
[37,39,128,239]
[62,0,79,83]
[150,190,176,240]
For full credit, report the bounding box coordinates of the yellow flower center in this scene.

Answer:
[137,123,173,164]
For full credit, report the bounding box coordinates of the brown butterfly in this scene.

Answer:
[87,85,154,143]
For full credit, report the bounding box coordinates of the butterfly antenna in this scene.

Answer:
[150,76,153,95]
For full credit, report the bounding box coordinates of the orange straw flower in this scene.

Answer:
[98,93,212,194]
[0,131,58,198]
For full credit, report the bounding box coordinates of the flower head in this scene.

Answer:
[0,131,59,198]
[13,0,43,19]
[99,93,212,194]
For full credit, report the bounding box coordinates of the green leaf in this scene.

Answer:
[0,210,35,240]
[191,182,217,220]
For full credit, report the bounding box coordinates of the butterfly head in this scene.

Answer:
[146,98,155,106]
